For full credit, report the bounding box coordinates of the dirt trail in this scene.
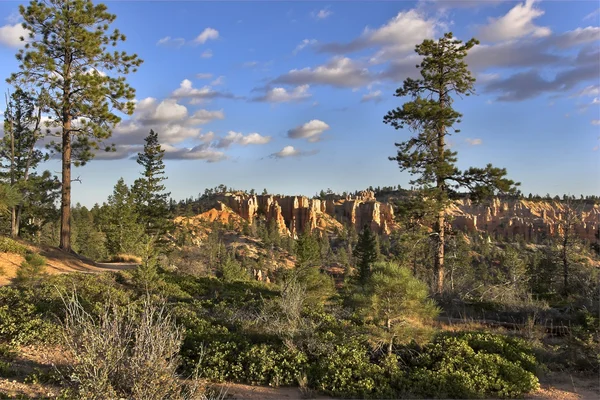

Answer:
[0,243,137,285]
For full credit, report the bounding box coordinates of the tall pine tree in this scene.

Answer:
[353,224,380,284]
[1,88,59,237]
[133,130,171,241]
[8,0,142,251]
[100,178,145,256]
[383,32,518,294]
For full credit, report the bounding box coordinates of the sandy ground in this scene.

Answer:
[0,243,138,285]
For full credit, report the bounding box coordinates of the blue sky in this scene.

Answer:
[0,0,599,207]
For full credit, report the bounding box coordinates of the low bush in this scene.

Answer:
[402,332,540,398]
[15,253,47,284]
[0,236,28,255]
[0,287,58,345]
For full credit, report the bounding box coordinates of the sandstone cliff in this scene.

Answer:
[448,198,600,242]
[216,190,396,237]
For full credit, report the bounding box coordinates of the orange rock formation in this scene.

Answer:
[448,198,600,242]
[217,190,396,237]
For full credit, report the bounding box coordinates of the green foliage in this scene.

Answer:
[0,286,58,346]
[132,130,172,240]
[71,204,107,261]
[9,0,142,164]
[8,0,142,251]
[219,253,249,283]
[383,32,518,293]
[99,178,145,257]
[353,225,379,284]
[354,262,439,353]
[0,236,28,254]
[404,332,540,398]
[308,338,395,399]
[15,252,47,283]
[0,88,59,238]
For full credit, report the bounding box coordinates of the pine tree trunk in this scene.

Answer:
[60,120,72,252]
[562,230,569,295]
[14,205,22,237]
[387,318,393,355]
[434,211,445,294]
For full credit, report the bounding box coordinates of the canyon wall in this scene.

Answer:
[217,190,396,237]
[190,191,599,242]
[448,198,600,242]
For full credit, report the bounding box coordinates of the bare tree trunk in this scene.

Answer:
[60,120,72,252]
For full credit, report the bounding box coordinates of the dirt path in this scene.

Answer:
[0,244,138,286]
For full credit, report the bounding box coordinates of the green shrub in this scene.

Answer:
[0,236,27,255]
[403,332,540,398]
[0,360,15,378]
[15,253,47,283]
[308,339,395,399]
[0,287,58,345]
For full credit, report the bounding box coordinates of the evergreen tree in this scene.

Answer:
[353,224,379,284]
[100,178,145,256]
[383,32,518,293]
[356,262,439,354]
[1,88,58,237]
[71,203,107,261]
[8,0,142,251]
[132,130,172,240]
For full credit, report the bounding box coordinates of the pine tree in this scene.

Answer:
[1,88,58,237]
[8,0,142,251]
[383,32,518,293]
[356,262,439,354]
[132,130,172,240]
[101,178,145,256]
[353,224,379,284]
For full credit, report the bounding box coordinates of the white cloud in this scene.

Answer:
[478,0,551,42]
[0,23,26,47]
[152,99,188,122]
[319,9,437,59]
[194,27,219,44]
[466,138,483,145]
[583,8,599,21]
[156,36,185,48]
[592,120,600,126]
[269,145,318,159]
[570,85,600,98]
[361,90,383,103]
[273,57,373,88]
[196,73,213,79]
[215,131,271,148]
[201,49,213,58]
[171,79,233,102]
[253,85,311,103]
[287,119,330,142]
[312,8,333,20]
[211,76,225,86]
[187,109,225,125]
[550,27,600,49]
[293,39,318,55]
[162,143,227,162]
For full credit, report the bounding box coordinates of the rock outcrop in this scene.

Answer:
[216,190,396,237]
[448,198,600,242]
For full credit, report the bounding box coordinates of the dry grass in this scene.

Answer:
[108,253,142,264]
[58,292,208,400]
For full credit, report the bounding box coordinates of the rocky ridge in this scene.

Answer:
[218,190,396,237]
[448,198,600,242]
